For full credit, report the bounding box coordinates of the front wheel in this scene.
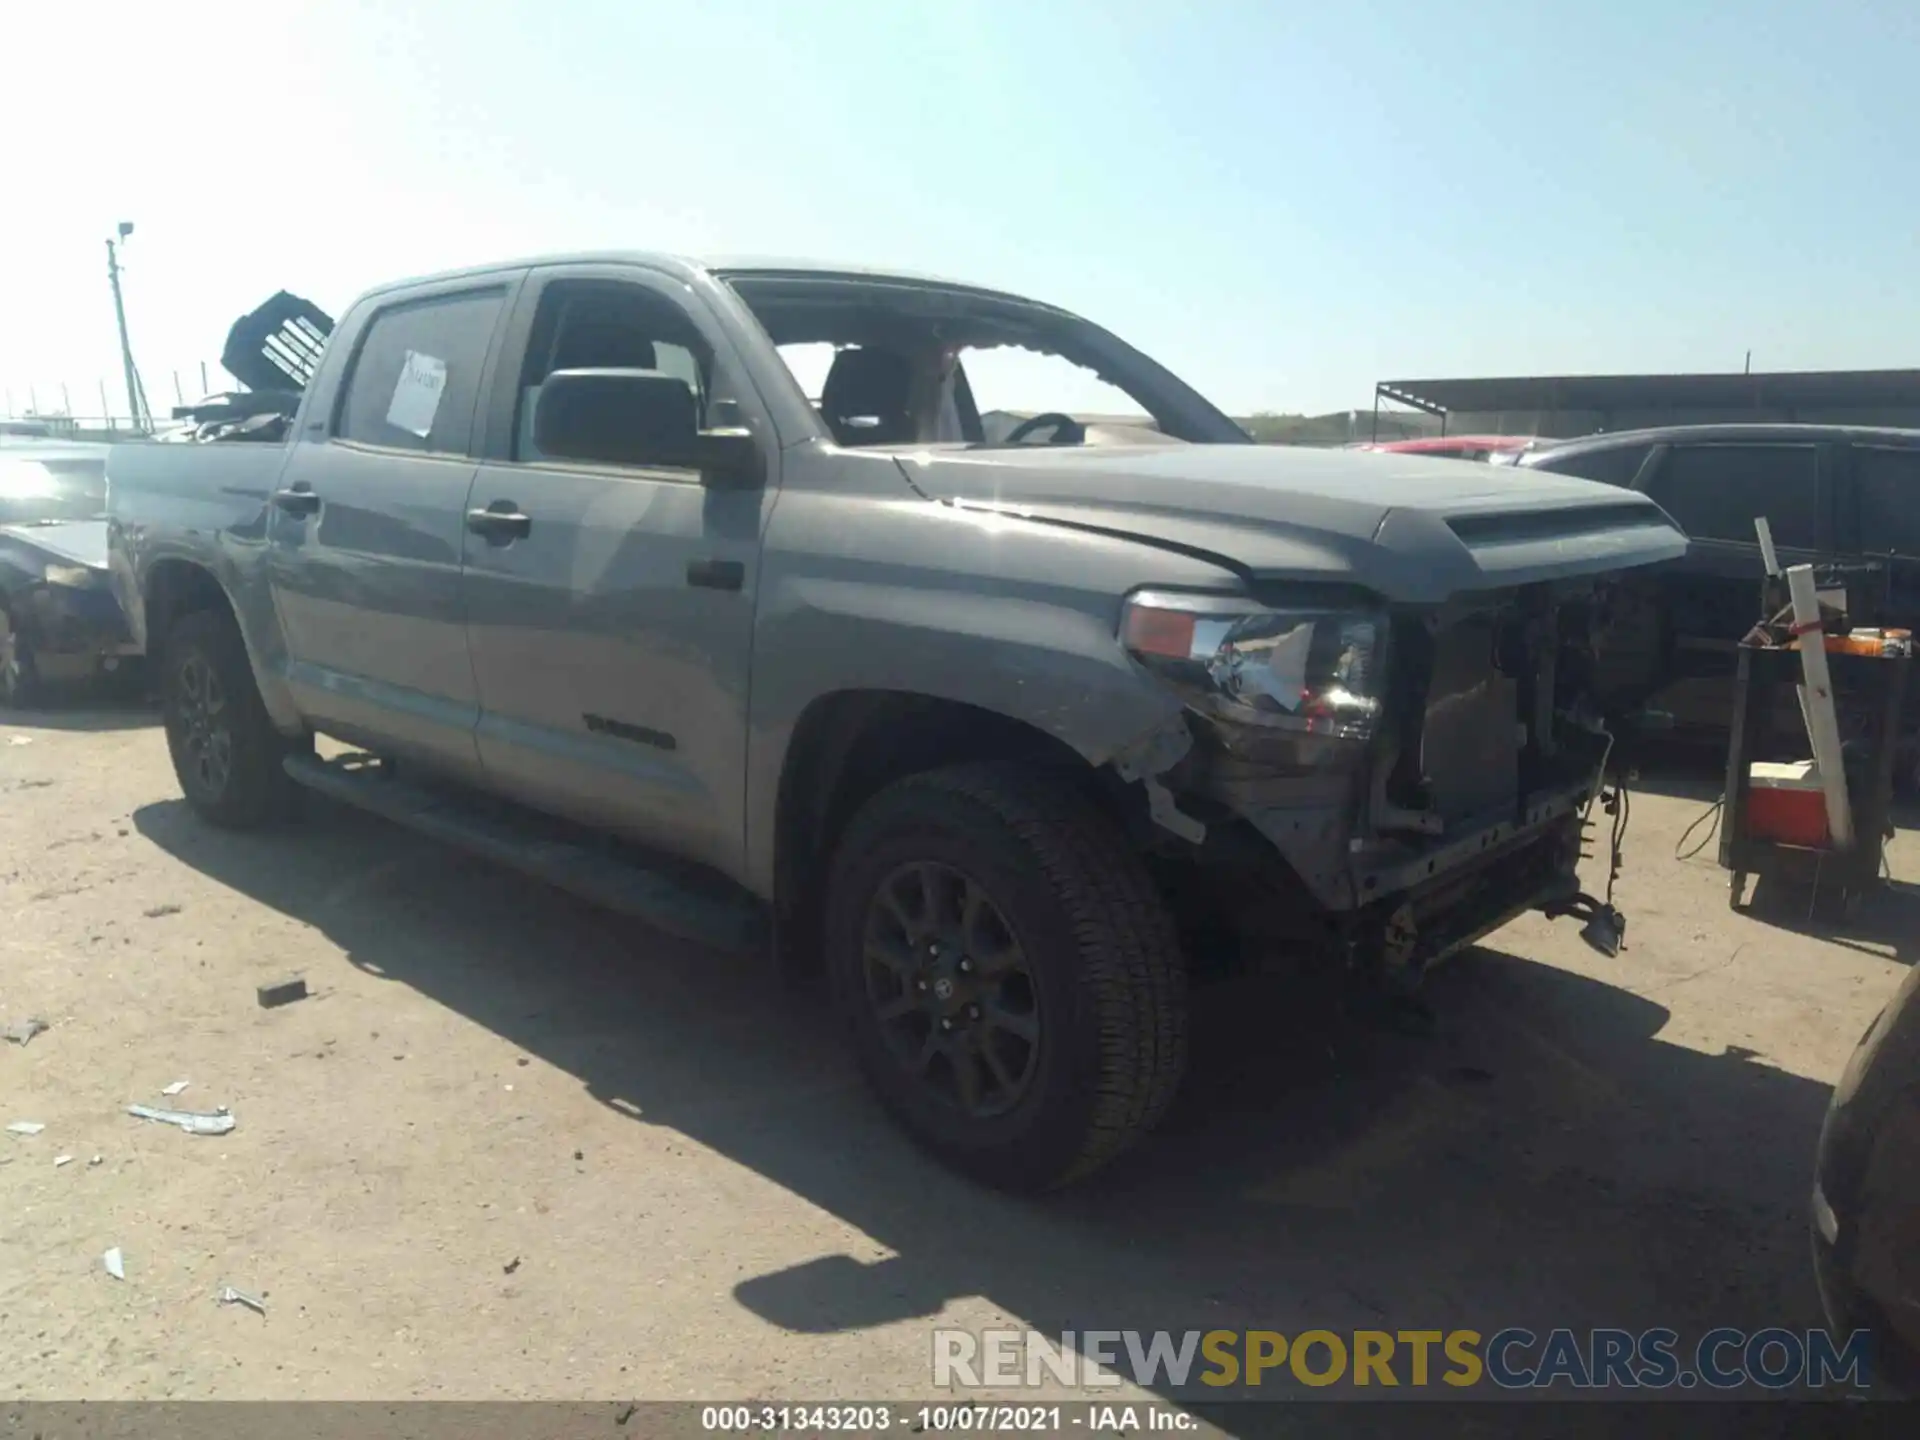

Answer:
[161,608,302,828]
[825,763,1188,1190]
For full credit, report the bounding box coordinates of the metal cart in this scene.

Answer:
[1720,642,1909,919]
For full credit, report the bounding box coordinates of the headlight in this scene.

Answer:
[1120,590,1386,741]
[42,563,95,588]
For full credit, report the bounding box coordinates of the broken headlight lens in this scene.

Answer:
[1120,590,1385,741]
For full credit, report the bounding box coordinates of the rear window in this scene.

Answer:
[1645,444,1821,549]
[1528,443,1653,488]
[337,288,507,454]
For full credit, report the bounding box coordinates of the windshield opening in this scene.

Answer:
[726,274,1249,451]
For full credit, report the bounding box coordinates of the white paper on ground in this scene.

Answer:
[385,350,448,439]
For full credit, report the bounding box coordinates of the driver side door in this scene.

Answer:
[459,263,781,880]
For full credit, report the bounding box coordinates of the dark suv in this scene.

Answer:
[1518,425,1920,776]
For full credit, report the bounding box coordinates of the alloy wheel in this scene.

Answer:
[861,860,1042,1119]
[175,652,234,797]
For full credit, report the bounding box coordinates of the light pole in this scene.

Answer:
[106,222,150,431]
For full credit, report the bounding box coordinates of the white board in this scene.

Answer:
[385,351,448,439]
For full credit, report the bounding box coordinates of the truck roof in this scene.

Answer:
[358,252,1060,310]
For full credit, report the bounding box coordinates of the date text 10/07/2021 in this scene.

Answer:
[700,1405,1198,1432]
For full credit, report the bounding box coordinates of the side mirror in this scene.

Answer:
[533,369,763,487]
[688,426,764,490]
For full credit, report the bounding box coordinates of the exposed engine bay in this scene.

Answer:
[1120,577,1635,988]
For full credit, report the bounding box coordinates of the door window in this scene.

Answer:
[515,281,711,462]
[337,288,507,454]
[1644,445,1820,548]
[1853,447,1920,559]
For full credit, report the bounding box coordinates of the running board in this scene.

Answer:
[281,752,765,953]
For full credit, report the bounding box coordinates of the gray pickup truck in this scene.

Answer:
[108,254,1687,1189]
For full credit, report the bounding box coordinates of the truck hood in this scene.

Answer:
[0,518,109,571]
[896,444,1687,604]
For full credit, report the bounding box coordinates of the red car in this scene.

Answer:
[1348,435,1540,462]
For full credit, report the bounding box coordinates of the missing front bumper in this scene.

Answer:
[1363,813,1585,983]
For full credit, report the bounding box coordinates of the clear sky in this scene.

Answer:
[2,0,1915,421]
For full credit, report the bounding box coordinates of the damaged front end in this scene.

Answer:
[1116,578,1634,987]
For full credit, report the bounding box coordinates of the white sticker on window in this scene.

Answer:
[385,350,448,438]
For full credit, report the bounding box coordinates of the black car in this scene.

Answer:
[1813,959,1920,1394]
[1518,424,1920,779]
[0,441,142,705]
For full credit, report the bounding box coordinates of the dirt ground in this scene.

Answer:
[3,699,1915,1411]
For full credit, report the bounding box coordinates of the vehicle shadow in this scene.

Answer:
[1742,878,1920,968]
[134,796,1848,1429]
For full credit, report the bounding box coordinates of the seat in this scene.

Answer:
[819,347,917,446]
[548,312,659,373]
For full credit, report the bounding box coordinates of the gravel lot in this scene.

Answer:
[3,700,1914,1412]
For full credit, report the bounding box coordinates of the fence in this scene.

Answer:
[2,362,236,439]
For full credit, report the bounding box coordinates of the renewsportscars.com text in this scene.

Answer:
[933,1327,1873,1391]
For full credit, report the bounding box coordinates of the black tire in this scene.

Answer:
[0,607,41,709]
[825,762,1188,1190]
[160,608,301,828]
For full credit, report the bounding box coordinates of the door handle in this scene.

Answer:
[272,486,320,515]
[466,502,532,544]
[686,559,744,591]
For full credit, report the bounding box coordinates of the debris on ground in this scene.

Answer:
[143,904,183,919]
[102,1247,125,1280]
[53,1154,73,1167]
[88,1154,103,1166]
[4,1016,50,1046]
[7,735,32,746]
[161,1080,190,1096]
[256,977,309,1009]
[127,1103,236,1136]
[216,1286,267,1315]
[503,1257,521,1275]
[7,1120,46,1136]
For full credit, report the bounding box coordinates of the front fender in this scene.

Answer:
[742,469,1242,896]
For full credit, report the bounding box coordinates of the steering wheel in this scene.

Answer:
[1002,412,1086,446]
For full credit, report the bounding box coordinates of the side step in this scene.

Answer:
[282,752,766,954]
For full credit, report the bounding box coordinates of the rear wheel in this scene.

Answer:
[825,762,1188,1190]
[161,608,302,827]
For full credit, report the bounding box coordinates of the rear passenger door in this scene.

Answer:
[1638,441,1832,670]
[267,276,519,778]
[1844,444,1920,629]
